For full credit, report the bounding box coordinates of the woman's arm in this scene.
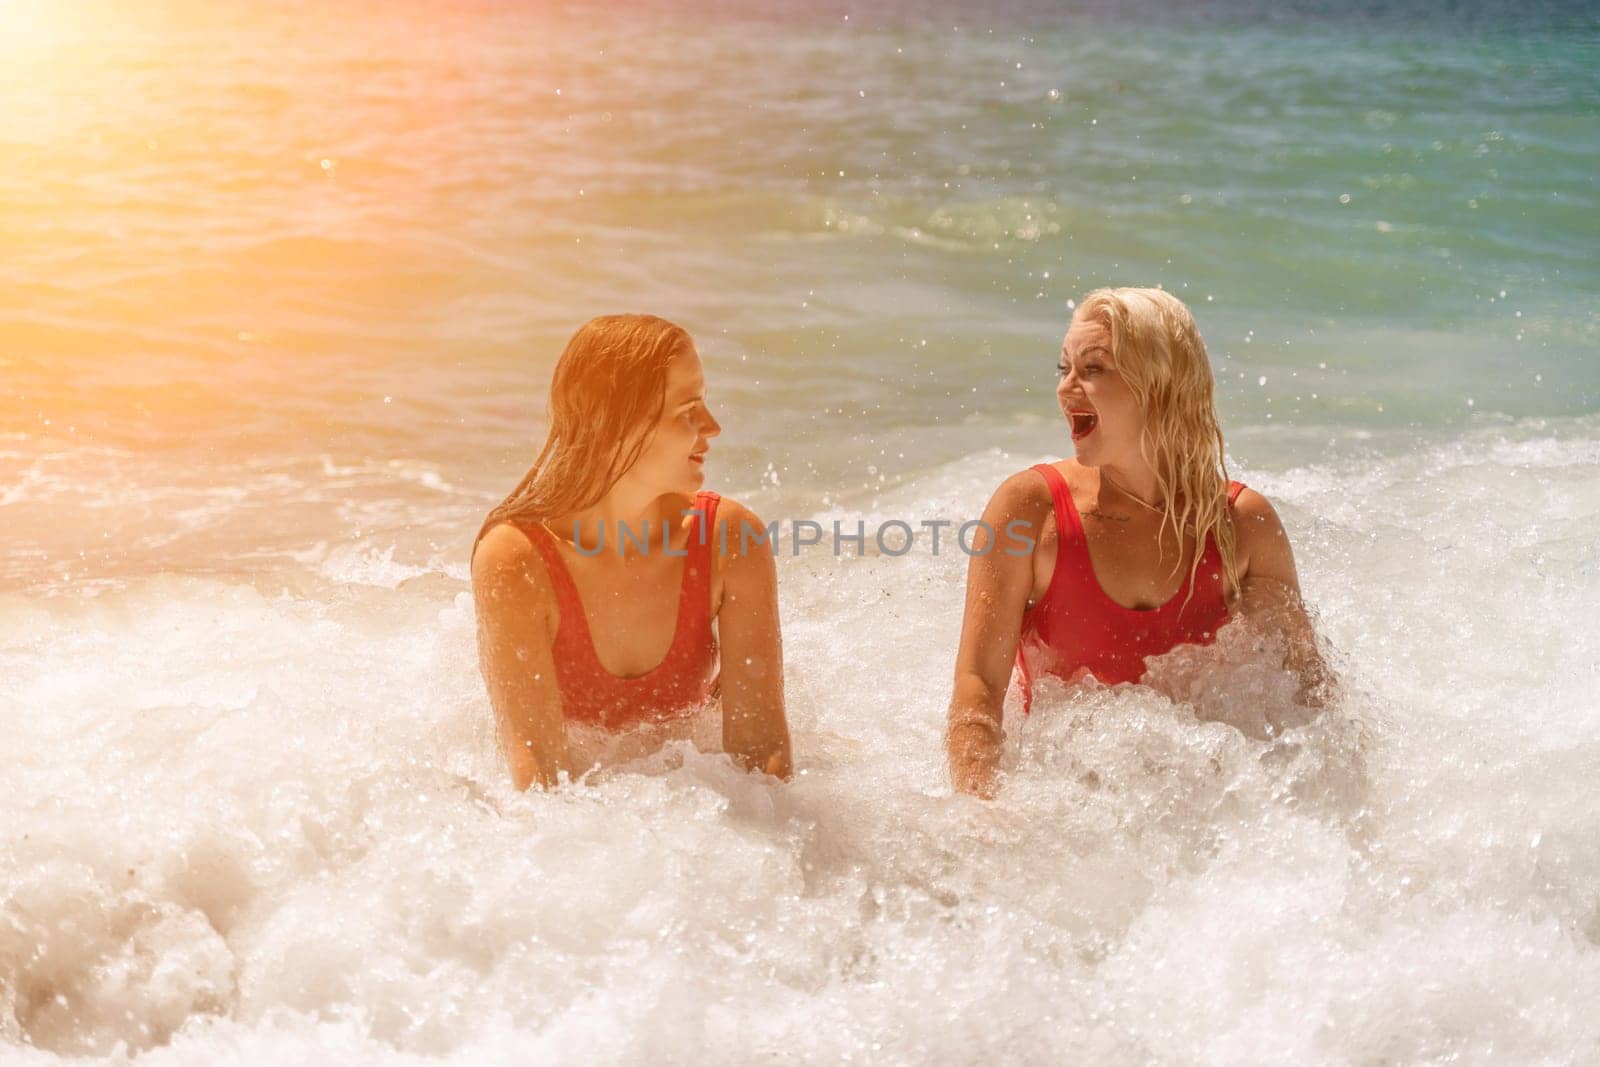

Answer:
[1231,489,1340,717]
[715,500,792,779]
[947,472,1048,798]
[471,524,572,790]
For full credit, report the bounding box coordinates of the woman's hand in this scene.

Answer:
[948,714,1004,799]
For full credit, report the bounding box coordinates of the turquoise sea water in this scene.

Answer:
[4,1,1598,572]
[3,2,1599,1062]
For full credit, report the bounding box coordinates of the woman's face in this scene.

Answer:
[624,344,722,498]
[1056,318,1145,466]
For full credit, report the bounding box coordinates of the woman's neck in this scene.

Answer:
[554,488,686,557]
[1097,459,1164,512]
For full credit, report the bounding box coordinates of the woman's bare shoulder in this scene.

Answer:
[988,463,1058,518]
[1230,485,1287,532]
[967,465,1059,564]
[471,521,557,604]
[1228,485,1296,579]
[703,496,778,620]
[710,494,767,534]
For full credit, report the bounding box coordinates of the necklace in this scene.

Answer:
[1099,469,1165,514]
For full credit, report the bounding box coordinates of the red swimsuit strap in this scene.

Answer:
[1032,462,1079,538]
[677,491,720,638]
[520,492,720,679]
[1029,462,1089,603]
[519,519,585,626]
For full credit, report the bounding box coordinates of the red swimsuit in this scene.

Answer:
[519,491,721,729]
[1014,463,1245,713]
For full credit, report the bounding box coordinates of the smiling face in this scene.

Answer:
[618,344,721,498]
[1056,317,1146,467]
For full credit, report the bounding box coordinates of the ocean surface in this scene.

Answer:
[3,0,1599,1062]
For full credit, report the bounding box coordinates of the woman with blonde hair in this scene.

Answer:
[946,287,1336,798]
[471,314,791,790]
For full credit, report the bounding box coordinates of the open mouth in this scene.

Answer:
[1069,410,1099,440]
[689,452,706,464]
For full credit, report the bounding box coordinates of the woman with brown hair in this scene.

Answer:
[946,287,1337,798]
[471,315,791,790]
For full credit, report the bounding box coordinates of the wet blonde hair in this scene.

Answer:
[1072,287,1239,607]
[471,314,692,563]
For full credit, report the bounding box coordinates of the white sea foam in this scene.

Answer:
[310,543,434,590]
[4,427,1599,1063]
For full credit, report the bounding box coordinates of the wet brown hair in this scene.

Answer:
[471,314,692,562]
